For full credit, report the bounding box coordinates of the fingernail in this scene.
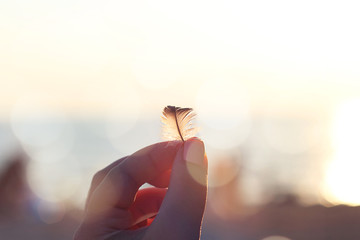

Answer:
[184,138,205,165]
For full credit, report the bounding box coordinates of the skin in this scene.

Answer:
[74,139,208,240]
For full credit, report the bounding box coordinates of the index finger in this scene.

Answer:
[87,141,182,214]
[86,156,127,208]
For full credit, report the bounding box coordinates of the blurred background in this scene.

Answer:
[1,0,360,239]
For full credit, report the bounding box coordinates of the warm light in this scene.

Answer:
[324,99,360,205]
[81,82,142,139]
[10,93,75,164]
[10,93,70,147]
[208,155,240,188]
[108,118,161,155]
[2,0,360,208]
[196,78,252,149]
[262,118,322,154]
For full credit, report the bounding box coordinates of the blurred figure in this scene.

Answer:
[0,152,33,219]
[0,150,81,239]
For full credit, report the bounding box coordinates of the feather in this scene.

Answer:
[161,105,197,142]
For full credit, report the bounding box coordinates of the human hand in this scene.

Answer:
[74,138,208,240]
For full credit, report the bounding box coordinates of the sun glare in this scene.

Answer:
[324,99,360,205]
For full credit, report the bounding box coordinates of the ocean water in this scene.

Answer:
[0,118,164,206]
[0,116,328,207]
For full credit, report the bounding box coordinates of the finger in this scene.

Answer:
[129,188,166,227]
[87,141,182,216]
[148,169,172,188]
[104,188,167,230]
[86,157,127,208]
[149,138,208,240]
[96,174,170,230]
[103,228,147,240]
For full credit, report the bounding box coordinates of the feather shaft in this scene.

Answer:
[174,110,184,142]
[161,105,197,141]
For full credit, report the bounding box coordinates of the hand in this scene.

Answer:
[74,138,208,240]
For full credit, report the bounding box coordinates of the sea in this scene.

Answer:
[0,116,328,208]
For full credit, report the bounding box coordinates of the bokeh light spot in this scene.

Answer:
[108,118,161,155]
[27,157,82,203]
[186,162,207,187]
[81,82,142,140]
[196,78,252,149]
[36,201,65,224]
[10,93,75,165]
[261,118,322,154]
[208,155,240,188]
[11,94,69,147]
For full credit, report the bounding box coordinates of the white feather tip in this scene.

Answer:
[161,105,197,142]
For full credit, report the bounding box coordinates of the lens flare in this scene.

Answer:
[323,98,360,205]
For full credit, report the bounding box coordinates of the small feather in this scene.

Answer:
[161,105,197,142]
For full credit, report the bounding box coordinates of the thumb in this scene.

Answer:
[148,138,208,240]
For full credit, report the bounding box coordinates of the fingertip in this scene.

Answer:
[164,140,183,149]
[146,141,183,165]
[184,138,206,167]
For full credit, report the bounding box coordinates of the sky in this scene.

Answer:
[1,0,360,207]
[1,0,360,116]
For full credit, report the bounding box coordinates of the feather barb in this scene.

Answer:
[161,106,197,142]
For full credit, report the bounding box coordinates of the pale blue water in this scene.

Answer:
[0,117,327,207]
[0,118,164,206]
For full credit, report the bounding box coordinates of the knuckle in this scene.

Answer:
[91,169,106,186]
[148,156,160,175]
